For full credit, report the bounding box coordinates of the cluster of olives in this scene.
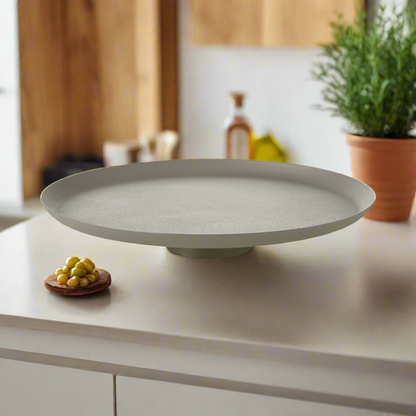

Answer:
[55,257,99,288]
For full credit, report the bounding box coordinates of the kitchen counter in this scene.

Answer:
[1,213,416,362]
[1,213,416,415]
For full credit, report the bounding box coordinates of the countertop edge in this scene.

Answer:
[1,314,415,375]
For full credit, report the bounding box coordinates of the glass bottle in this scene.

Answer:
[224,92,254,159]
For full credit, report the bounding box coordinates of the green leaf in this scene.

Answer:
[311,3,416,138]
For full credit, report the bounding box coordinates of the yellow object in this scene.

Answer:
[79,277,89,287]
[67,278,79,287]
[252,134,287,162]
[54,256,98,287]
[57,274,69,284]
[55,268,64,277]
[74,261,87,270]
[80,258,95,272]
[82,262,93,274]
[66,256,79,268]
[87,274,98,283]
[70,267,87,277]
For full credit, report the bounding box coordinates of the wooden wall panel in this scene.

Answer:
[262,0,361,47]
[191,0,263,46]
[160,0,178,131]
[64,0,156,154]
[63,0,99,155]
[19,0,165,198]
[93,0,140,151]
[191,0,363,47]
[135,0,161,138]
[18,0,67,199]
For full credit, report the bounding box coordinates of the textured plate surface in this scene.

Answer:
[41,160,375,248]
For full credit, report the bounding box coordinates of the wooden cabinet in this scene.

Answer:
[116,377,395,416]
[17,0,162,198]
[0,358,113,416]
[191,0,362,47]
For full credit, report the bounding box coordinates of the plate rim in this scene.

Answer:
[41,160,376,249]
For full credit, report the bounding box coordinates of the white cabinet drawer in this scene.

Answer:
[0,359,113,416]
[117,377,394,416]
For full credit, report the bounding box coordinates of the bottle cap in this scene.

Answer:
[230,92,245,108]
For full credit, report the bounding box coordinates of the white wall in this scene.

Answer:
[0,0,22,205]
[179,0,351,175]
[179,0,404,175]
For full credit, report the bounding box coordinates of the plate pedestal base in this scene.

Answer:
[167,247,252,259]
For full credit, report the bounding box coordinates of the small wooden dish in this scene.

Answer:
[44,268,111,296]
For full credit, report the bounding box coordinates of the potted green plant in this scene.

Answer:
[312,5,416,221]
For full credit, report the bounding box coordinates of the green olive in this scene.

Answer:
[86,274,98,283]
[80,261,93,273]
[81,258,95,269]
[55,268,64,277]
[57,274,69,284]
[70,267,86,277]
[79,278,89,287]
[92,269,100,279]
[74,261,87,270]
[67,278,79,288]
[66,257,80,268]
[71,275,80,282]
[62,265,70,274]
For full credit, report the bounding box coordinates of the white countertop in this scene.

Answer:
[0,213,415,364]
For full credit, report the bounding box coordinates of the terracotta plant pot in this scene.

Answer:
[347,134,416,221]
